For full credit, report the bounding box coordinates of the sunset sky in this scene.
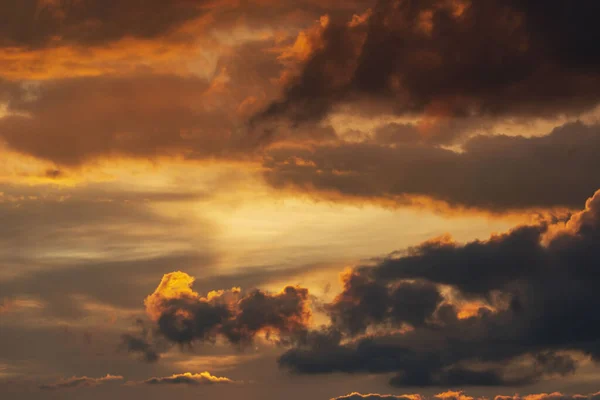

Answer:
[2,1,600,400]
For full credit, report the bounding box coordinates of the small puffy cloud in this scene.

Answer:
[39,374,123,390]
[137,371,238,385]
[333,393,423,400]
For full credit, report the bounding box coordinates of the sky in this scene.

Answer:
[2,1,600,399]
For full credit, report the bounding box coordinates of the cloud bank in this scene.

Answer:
[277,188,600,386]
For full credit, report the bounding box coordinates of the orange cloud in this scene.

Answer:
[141,271,311,347]
[436,391,475,400]
[144,271,200,321]
[137,371,239,385]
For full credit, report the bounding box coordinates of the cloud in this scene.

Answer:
[495,393,600,400]
[264,121,600,211]
[332,392,600,400]
[332,393,423,400]
[0,73,255,166]
[260,0,600,126]
[0,0,363,51]
[0,39,294,165]
[0,186,217,319]
[39,374,123,390]
[278,188,600,386]
[136,371,238,385]
[326,271,442,335]
[120,333,160,363]
[0,0,210,48]
[141,271,311,347]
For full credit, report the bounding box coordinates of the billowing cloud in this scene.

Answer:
[137,371,238,385]
[278,188,600,386]
[264,122,600,211]
[39,374,123,390]
[141,271,311,347]
[261,0,600,127]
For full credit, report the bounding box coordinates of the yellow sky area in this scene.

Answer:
[0,153,529,269]
[0,153,540,329]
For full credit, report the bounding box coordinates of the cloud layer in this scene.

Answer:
[264,122,600,211]
[331,392,600,400]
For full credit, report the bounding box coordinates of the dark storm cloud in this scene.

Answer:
[278,188,600,387]
[39,374,123,390]
[326,272,442,335]
[260,0,600,125]
[264,121,600,211]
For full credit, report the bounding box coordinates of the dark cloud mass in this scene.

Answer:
[278,189,600,387]
[140,272,311,350]
[264,122,600,211]
[262,0,600,123]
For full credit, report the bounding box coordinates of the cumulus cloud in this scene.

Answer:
[136,371,238,385]
[261,0,600,126]
[278,188,600,386]
[141,271,311,347]
[39,374,123,390]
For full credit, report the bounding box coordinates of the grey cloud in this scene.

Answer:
[264,122,600,211]
[278,188,600,387]
[260,0,600,126]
